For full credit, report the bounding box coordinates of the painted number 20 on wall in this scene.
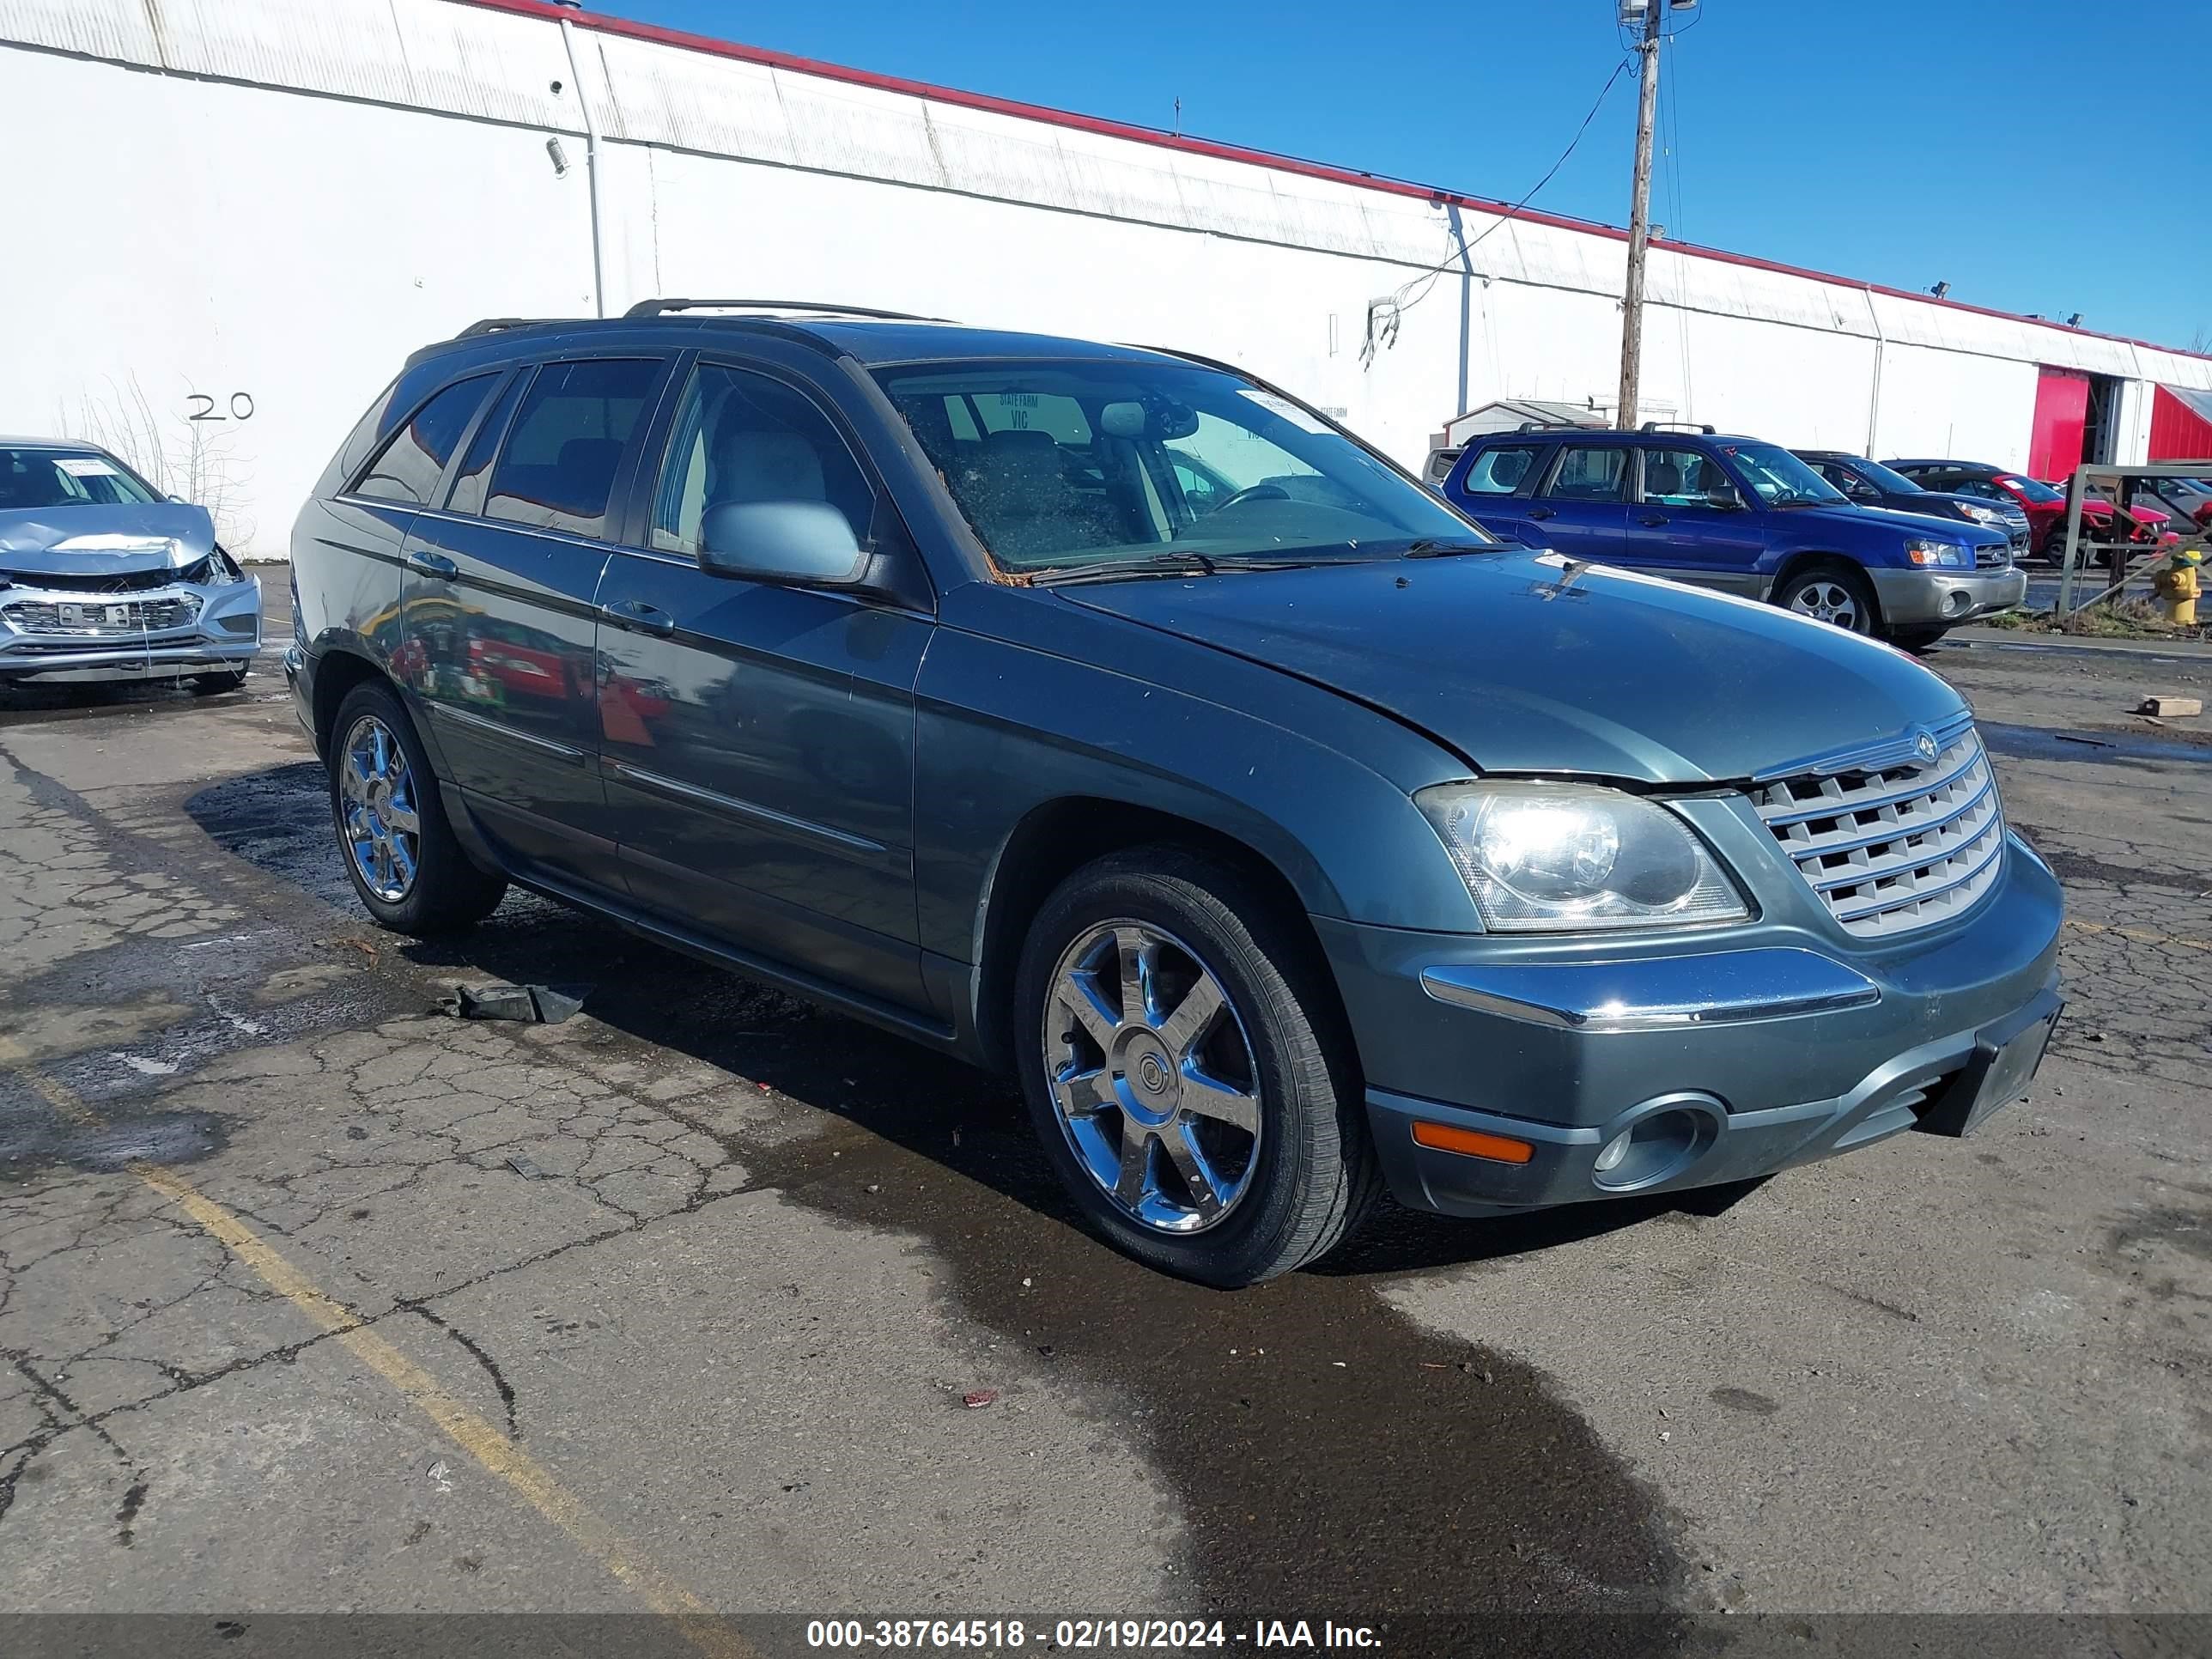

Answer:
[187,392,257,422]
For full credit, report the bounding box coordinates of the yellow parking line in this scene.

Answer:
[2063,917,2212,952]
[0,1036,753,1659]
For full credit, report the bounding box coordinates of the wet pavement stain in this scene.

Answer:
[0,1104,227,1180]
[1978,721,2212,767]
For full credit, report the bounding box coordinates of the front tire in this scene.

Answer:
[1013,847,1376,1287]
[1776,562,1877,634]
[189,667,250,695]
[329,680,507,935]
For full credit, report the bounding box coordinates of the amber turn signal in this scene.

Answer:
[1410,1121,1534,1164]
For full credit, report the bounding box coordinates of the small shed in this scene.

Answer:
[1425,399,1613,482]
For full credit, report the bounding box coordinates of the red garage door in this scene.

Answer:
[2149,385,2212,460]
[2029,369,2090,480]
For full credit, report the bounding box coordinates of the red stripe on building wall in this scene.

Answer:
[458,0,2212,368]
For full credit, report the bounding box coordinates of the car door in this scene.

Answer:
[593,352,932,1012]
[1444,440,1551,542]
[1524,442,1631,561]
[322,368,503,696]
[1621,445,1769,592]
[398,354,673,884]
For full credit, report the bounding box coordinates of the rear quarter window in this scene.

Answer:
[1458,444,1544,495]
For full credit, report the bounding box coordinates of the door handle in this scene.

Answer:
[1638,514,1669,526]
[1525,507,1556,521]
[601,599,676,638]
[404,550,457,579]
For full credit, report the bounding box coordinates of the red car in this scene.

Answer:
[1887,459,2116,557]
[2048,484,2181,549]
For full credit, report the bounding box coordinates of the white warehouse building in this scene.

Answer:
[5,0,2211,559]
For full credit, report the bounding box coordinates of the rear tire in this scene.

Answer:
[329,680,507,936]
[1013,846,1377,1287]
[1775,562,1877,635]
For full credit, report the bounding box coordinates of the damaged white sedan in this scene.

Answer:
[0,440,260,691]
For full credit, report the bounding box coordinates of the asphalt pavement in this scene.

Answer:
[0,586,2206,1656]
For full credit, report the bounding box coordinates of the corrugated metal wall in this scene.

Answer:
[3,0,2207,555]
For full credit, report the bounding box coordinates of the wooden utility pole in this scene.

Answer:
[1615,0,1665,430]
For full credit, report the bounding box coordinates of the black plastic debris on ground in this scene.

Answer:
[435,982,590,1024]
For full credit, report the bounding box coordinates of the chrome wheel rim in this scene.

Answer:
[338,714,421,903]
[1789,580,1863,630]
[1042,921,1262,1235]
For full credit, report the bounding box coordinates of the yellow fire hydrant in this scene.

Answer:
[2154,547,2203,624]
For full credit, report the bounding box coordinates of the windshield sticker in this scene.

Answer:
[56,457,120,477]
[1239,391,1332,435]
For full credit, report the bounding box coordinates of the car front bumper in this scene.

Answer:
[1869,564,2028,626]
[0,576,262,683]
[1322,832,2064,1218]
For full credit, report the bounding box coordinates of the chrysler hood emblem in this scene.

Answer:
[1915,730,1940,763]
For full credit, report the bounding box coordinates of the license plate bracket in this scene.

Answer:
[1915,989,2063,1138]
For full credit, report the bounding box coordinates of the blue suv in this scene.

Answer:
[1442,425,2023,648]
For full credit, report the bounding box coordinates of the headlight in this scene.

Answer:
[1905,537,1967,568]
[1415,782,1749,932]
[1954,503,1999,524]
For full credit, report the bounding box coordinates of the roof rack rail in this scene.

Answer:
[622,298,932,321]
[1515,419,1582,432]
[455,317,569,340]
[1640,420,1717,434]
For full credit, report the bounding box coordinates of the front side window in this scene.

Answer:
[873,359,1480,574]
[354,374,496,505]
[1638,447,1736,507]
[0,447,160,509]
[1713,441,1846,507]
[1544,446,1629,502]
[649,363,872,556]
[1460,444,1543,496]
[484,358,661,538]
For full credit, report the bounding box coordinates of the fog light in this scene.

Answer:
[1595,1130,1632,1173]
[1591,1096,1722,1191]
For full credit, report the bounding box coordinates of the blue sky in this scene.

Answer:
[608,0,2210,353]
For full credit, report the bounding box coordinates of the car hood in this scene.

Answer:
[1792,501,2002,544]
[0,502,217,580]
[1057,552,1966,785]
[1908,490,2027,523]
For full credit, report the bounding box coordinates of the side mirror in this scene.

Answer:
[1706,481,1744,511]
[699,501,866,586]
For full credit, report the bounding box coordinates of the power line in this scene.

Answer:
[1362,49,1634,363]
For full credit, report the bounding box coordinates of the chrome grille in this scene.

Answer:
[1751,726,2005,939]
[1974,542,2011,568]
[3,596,200,635]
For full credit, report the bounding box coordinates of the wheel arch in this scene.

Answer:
[968,797,1348,1076]
[309,646,389,761]
[1769,551,1886,629]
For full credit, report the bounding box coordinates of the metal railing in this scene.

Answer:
[2052,461,2212,615]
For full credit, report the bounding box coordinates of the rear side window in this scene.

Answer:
[352,374,497,505]
[444,374,527,518]
[1544,446,1628,502]
[484,359,661,538]
[1460,444,1542,495]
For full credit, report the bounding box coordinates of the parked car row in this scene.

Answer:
[272,303,2063,1286]
[1437,422,2025,649]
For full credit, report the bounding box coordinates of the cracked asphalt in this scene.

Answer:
[0,594,2207,1652]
